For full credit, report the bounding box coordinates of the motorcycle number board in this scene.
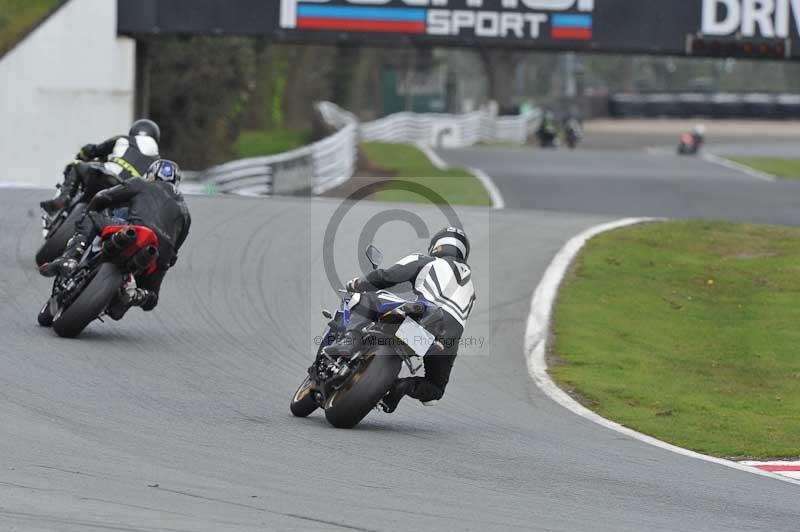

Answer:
[395,317,435,357]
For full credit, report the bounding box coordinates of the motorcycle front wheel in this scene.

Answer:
[35,203,86,267]
[324,347,401,429]
[52,262,123,338]
[290,375,319,418]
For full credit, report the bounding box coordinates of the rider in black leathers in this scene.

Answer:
[344,227,476,413]
[40,160,191,316]
[536,109,559,148]
[40,119,161,215]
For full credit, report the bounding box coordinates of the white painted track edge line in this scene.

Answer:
[415,142,506,210]
[415,141,450,171]
[467,166,506,211]
[524,217,800,487]
[703,153,777,182]
[0,182,53,190]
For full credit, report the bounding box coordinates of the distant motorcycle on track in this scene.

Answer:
[563,118,583,150]
[677,133,701,155]
[290,245,447,429]
[677,125,706,156]
[536,110,560,148]
[38,224,160,338]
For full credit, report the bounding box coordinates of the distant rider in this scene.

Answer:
[39,160,191,318]
[40,119,161,215]
[563,112,583,147]
[691,124,706,149]
[537,110,558,147]
[345,227,476,413]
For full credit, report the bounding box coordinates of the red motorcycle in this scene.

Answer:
[38,225,159,338]
[677,132,704,155]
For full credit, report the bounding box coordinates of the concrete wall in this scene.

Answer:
[0,0,135,187]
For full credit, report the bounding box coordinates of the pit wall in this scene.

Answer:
[0,0,135,186]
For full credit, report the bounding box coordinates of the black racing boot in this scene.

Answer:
[107,278,144,321]
[38,236,85,278]
[109,289,154,320]
[40,166,79,215]
[128,289,155,309]
[106,298,130,321]
[40,196,68,216]
[380,378,415,413]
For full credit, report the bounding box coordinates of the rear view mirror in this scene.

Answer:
[366,245,383,269]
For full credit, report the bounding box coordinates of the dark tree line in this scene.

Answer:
[142,37,800,168]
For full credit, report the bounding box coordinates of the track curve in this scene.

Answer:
[1,188,798,531]
[437,146,800,225]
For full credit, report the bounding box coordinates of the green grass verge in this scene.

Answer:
[551,220,800,459]
[729,157,800,180]
[361,142,491,207]
[234,129,313,158]
[0,0,60,57]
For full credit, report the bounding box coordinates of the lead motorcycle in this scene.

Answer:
[290,245,446,429]
[35,161,123,267]
[35,188,87,267]
[38,224,160,338]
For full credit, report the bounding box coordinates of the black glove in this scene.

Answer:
[77,144,96,161]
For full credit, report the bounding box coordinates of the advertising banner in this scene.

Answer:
[118,0,800,59]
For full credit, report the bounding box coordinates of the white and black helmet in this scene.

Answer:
[429,227,470,261]
[130,119,161,143]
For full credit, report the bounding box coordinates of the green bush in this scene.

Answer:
[147,37,257,169]
[0,0,61,57]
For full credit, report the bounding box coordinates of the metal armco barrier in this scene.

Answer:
[193,103,357,196]
[194,158,273,197]
[610,92,800,119]
[357,106,539,147]
[193,102,535,196]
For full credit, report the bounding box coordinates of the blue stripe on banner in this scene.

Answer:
[551,14,593,28]
[297,5,426,22]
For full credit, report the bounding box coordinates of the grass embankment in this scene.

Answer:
[361,142,491,207]
[234,129,313,158]
[551,221,800,459]
[729,157,800,180]
[0,0,60,57]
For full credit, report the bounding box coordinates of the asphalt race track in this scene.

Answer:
[439,146,800,225]
[2,151,799,531]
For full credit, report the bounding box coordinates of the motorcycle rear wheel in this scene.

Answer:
[324,347,401,429]
[52,262,122,338]
[290,375,319,418]
[35,203,86,267]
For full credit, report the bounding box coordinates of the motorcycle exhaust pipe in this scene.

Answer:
[102,228,137,257]
[130,245,158,271]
